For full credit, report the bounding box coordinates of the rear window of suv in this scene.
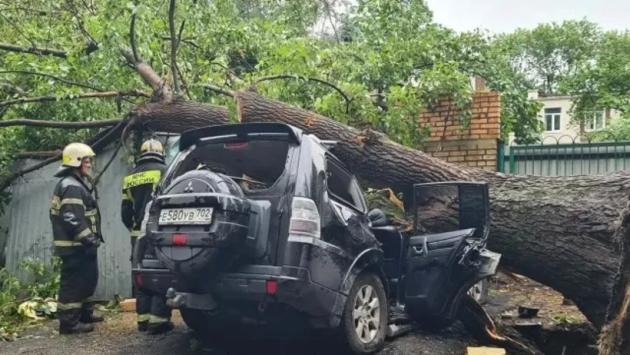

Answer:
[171,139,290,192]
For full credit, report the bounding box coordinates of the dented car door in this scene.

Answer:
[403,182,500,324]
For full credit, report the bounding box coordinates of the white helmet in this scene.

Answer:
[62,143,95,168]
[141,139,164,155]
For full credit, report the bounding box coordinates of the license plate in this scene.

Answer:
[158,208,213,225]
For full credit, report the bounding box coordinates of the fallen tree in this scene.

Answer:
[229,90,630,353]
[4,85,628,351]
[3,2,629,350]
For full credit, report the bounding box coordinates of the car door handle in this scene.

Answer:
[410,237,428,256]
[411,245,424,255]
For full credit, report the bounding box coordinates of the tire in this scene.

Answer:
[341,272,388,354]
[180,308,228,344]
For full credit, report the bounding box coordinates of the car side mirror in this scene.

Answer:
[368,208,389,227]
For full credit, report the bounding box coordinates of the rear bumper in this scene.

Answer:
[132,267,179,295]
[133,265,345,328]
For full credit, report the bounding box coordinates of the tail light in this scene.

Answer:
[266,279,278,295]
[172,233,188,246]
[134,273,143,287]
[289,197,321,239]
[224,142,248,150]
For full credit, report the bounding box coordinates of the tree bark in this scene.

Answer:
[234,90,630,331]
[121,48,173,102]
[130,99,230,133]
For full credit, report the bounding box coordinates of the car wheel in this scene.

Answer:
[180,309,227,344]
[467,279,489,305]
[341,272,388,354]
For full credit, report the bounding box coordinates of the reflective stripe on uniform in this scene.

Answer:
[60,198,85,207]
[123,170,162,190]
[137,314,150,323]
[54,240,83,247]
[85,209,98,216]
[130,229,142,238]
[77,228,92,239]
[57,302,82,310]
[89,216,97,231]
[148,314,169,324]
[50,195,61,209]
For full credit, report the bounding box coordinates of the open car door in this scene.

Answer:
[404,182,500,323]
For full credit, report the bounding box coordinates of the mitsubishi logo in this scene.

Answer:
[184,181,194,193]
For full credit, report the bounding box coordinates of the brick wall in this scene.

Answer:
[419,92,501,171]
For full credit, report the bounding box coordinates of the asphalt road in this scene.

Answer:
[0,312,475,355]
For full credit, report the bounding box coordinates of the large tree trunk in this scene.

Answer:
[131,99,230,133]
[234,90,630,334]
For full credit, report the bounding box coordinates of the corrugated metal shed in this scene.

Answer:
[4,145,135,299]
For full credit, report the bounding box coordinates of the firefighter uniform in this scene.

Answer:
[121,139,172,334]
[50,143,103,334]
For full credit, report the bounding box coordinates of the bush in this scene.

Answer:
[0,257,60,341]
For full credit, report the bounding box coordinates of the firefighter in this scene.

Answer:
[121,139,172,334]
[50,143,104,334]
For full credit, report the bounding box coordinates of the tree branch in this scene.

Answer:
[0,119,127,192]
[120,47,173,101]
[130,5,139,62]
[177,20,186,50]
[93,141,122,185]
[209,62,244,83]
[0,5,63,16]
[0,154,61,191]
[168,0,180,95]
[0,70,104,92]
[14,151,60,159]
[175,62,192,100]
[0,42,67,58]
[0,81,25,95]
[0,118,122,129]
[64,0,99,55]
[0,91,149,108]
[253,74,352,113]
[200,84,235,98]
[161,36,199,48]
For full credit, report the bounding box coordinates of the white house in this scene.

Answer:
[528,91,621,144]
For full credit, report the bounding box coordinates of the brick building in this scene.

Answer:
[419,91,501,171]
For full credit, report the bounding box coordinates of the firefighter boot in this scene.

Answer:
[60,322,95,334]
[80,303,104,323]
[147,321,174,335]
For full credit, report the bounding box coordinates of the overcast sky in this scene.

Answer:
[425,0,630,34]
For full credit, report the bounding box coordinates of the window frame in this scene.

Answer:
[544,107,562,132]
[586,110,606,131]
[324,157,367,214]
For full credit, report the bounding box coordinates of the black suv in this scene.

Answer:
[133,123,500,354]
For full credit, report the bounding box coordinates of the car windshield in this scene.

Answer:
[170,139,290,192]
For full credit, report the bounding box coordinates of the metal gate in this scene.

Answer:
[498,137,630,176]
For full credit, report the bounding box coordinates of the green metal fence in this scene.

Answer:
[499,137,630,176]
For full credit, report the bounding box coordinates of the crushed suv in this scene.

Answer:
[133,123,500,354]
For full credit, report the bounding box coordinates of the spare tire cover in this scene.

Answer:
[155,169,246,279]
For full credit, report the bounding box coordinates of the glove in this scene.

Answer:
[80,234,101,248]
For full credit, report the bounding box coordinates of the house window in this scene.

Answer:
[587,111,606,131]
[544,108,561,132]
